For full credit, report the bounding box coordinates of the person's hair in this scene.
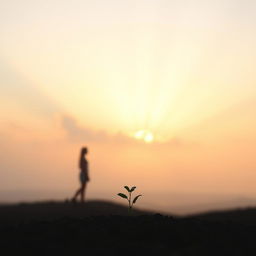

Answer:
[81,147,88,155]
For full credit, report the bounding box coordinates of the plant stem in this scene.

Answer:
[128,191,132,213]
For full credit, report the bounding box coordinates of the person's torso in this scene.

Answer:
[80,158,88,172]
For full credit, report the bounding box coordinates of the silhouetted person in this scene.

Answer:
[72,147,90,203]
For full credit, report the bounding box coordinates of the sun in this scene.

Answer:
[134,130,154,143]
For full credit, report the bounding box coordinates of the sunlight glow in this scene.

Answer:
[134,130,154,143]
[2,0,256,144]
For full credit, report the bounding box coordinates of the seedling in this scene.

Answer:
[117,186,142,213]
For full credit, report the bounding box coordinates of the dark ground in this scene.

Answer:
[1,200,256,255]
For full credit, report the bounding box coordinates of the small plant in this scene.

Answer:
[117,186,142,213]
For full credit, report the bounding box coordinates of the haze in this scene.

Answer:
[1,0,256,214]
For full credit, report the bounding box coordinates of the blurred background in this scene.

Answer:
[1,0,256,214]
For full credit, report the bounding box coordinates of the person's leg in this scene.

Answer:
[81,183,87,202]
[72,187,81,201]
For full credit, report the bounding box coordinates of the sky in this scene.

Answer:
[1,0,256,213]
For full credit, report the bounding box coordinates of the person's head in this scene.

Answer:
[81,147,88,156]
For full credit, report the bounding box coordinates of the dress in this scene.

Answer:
[80,171,88,184]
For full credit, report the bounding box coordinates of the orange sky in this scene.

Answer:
[1,0,256,213]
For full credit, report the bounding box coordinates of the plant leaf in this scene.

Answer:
[117,193,128,199]
[132,195,142,205]
[124,186,130,192]
[130,186,136,192]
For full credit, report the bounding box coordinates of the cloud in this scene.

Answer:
[61,115,135,144]
[61,115,184,147]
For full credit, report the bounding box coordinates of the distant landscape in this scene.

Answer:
[1,189,256,215]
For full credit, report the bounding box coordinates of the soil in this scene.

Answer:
[1,200,256,255]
